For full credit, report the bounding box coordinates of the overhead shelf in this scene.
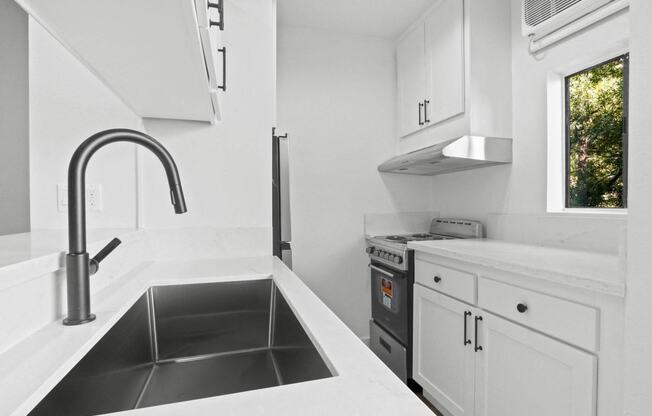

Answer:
[378,136,513,176]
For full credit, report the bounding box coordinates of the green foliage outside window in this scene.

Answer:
[566,54,628,208]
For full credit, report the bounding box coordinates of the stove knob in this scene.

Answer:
[365,246,374,254]
[394,256,403,265]
[383,252,390,260]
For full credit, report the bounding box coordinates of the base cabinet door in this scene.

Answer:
[474,312,597,416]
[413,284,476,416]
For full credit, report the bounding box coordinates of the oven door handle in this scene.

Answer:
[368,263,395,278]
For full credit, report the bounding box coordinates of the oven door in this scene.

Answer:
[370,262,408,346]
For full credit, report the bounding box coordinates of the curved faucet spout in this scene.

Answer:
[64,128,187,325]
[68,129,186,254]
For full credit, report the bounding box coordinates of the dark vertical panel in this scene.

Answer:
[0,0,30,235]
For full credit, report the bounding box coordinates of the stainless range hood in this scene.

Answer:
[378,135,512,176]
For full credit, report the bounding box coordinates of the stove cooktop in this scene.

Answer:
[375,233,455,245]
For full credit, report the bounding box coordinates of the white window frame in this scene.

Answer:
[546,42,629,215]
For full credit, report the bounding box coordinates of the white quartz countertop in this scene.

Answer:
[0,256,432,416]
[408,239,625,297]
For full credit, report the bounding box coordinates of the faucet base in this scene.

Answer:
[63,314,96,326]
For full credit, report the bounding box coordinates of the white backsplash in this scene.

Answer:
[486,213,627,256]
[363,212,440,236]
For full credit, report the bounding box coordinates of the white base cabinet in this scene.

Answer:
[413,282,597,416]
[475,312,597,416]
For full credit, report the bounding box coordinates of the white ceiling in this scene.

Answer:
[277,0,437,40]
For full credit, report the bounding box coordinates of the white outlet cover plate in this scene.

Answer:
[57,184,103,212]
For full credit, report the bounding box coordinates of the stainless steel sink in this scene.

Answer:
[28,279,333,415]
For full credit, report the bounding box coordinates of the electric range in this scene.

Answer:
[366,218,483,386]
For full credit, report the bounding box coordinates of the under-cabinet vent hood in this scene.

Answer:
[378,136,512,176]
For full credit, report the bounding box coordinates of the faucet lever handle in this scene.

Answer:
[89,237,122,275]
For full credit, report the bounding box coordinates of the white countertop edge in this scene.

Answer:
[1,256,431,416]
[408,240,626,298]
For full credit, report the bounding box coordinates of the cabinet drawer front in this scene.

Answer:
[478,278,599,351]
[415,259,476,304]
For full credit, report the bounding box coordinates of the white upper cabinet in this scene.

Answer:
[397,24,427,137]
[397,0,465,137]
[424,0,465,125]
[395,0,512,148]
[15,0,226,122]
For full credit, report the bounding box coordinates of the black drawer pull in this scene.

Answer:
[208,0,224,31]
[517,303,528,313]
[463,311,472,346]
[418,102,424,126]
[433,275,442,283]
[218,47,226,91]
[474,316,483,352]
[379,337,392,353]
[423,100,430,123]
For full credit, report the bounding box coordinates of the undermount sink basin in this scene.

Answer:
[28,279,333,415]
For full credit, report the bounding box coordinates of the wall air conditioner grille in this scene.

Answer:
[524,0,583,27]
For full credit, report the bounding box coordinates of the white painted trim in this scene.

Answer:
[546,41,630,214]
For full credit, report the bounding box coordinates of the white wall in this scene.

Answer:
[140,0,274,235]
[277,26,434,338]
[29,19,144,230]
[0,0,30,235]
[425,0,629,253]
[623,1,652,414]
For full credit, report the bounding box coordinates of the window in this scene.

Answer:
[564,54,629,209]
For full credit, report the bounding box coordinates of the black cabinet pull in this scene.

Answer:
[218,47,226,91]
[418,102,424,126]
[379,337,392,353]
[208,0,224,31]
[463,311,472,346]
[433,275,442,283]
[424,100,430,123]
[517,303,528,313]
[474,315,483,352]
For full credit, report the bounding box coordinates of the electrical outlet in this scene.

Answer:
[86,184,103,211]
[57,184,103,212]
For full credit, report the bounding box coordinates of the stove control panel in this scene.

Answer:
[366,246,403,265]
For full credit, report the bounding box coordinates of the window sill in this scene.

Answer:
[546,208,628,217]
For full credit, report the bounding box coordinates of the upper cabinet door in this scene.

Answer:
[474,312,597,416]
[424,0,465,126]
[413,284,476,416]
[397,24,427,137]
